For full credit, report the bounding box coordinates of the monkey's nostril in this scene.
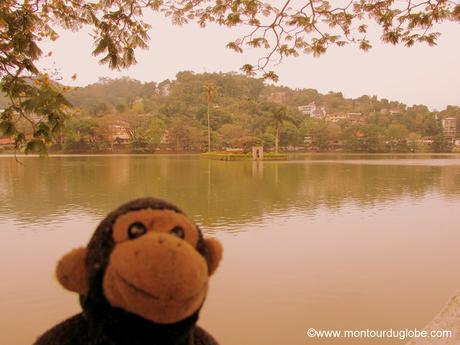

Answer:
[158,238,164,244]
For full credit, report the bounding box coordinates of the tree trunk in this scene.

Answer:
[207,103,211,152]
[275,125,279,153]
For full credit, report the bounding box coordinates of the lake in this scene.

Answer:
[1,154,460,345]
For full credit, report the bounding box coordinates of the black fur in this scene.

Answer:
[34,198,219,345]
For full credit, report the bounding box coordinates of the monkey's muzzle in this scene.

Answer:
[103,232,209,324]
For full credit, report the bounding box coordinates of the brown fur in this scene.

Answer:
[203,239,222,276]
[56,247,88,294]
[39,198,223,345]
[112,210,199,246]
[55,202,222,325]
[104,232,209,324]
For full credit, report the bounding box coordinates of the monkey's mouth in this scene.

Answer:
[114,270,205,303]
[115,271,160,300]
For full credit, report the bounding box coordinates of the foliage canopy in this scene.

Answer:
[17,72,457,154]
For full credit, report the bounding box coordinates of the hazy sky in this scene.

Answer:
[38,13,459,110]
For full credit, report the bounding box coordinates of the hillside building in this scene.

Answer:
[298,102,326,119]
[441,117,457,139]
[326,113,348,123]
[326,112,364,124]
[346,112,364,124]
[107,122,130,142]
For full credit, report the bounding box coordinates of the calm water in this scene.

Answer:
[1,154,460,345]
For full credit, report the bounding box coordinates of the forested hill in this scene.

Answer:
[4,71,459,153]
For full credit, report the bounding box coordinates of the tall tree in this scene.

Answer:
[270,105,288,153]
[203,83,218,152]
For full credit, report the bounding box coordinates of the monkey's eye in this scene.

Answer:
[170,226,185,239]
[128,222,147,239]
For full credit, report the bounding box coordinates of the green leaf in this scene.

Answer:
[15,133,26,145]
[25,139,48,157]
[240,64,256,76]
[262,71,279,82]
[454,5,460,21]
[359,39,372,51]
[34,122,51,142]
[0,121,16,136]
[226,41,243,53]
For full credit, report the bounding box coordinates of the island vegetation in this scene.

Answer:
[1,71,458,154]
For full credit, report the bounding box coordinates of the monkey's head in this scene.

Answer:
[55,198,222,326]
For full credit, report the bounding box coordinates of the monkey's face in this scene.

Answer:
[104,209,215,324]
[56,205,222,325]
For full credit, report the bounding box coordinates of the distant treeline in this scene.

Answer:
[2,71,458,153]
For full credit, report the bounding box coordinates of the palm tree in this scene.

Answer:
[203,83,218,152]
[270,105,288,153]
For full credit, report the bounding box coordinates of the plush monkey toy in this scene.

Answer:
[34,198,223,345]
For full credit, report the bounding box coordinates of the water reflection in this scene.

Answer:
[1,155,460,231]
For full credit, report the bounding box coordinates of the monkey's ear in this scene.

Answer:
[204,238,223,276]
[56,247,88,295]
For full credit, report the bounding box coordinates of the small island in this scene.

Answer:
[201,151,288,161]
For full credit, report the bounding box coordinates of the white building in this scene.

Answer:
[298,102,326,119]
[441,117,457,139]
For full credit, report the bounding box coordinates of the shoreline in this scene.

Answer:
[1,152,460,158]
